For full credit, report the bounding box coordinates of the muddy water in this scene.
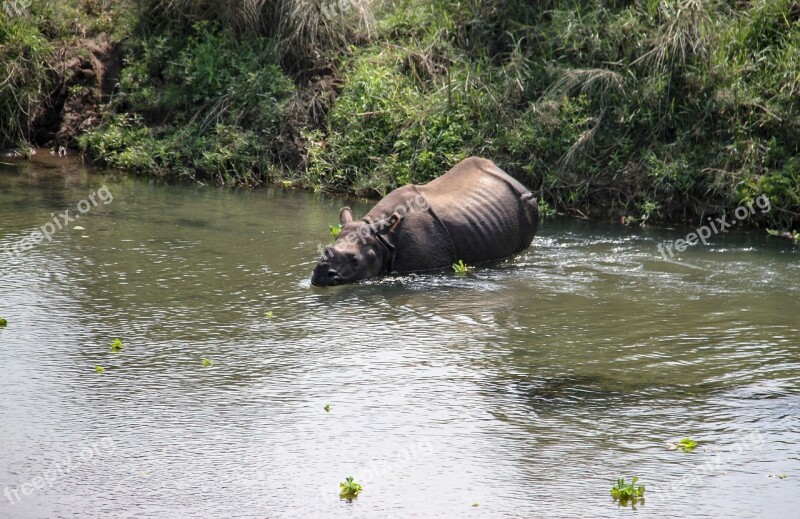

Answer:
[1,155,798,518]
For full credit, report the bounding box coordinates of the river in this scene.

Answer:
[1,154,798,518]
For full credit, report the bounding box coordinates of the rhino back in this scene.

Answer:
[362,157,538,273]
[420,157,538,263]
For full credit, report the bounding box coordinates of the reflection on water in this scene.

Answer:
[1,156,799,518]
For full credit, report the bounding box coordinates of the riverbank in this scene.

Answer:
[2,0,798,231]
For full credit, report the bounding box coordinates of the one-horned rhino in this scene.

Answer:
[311,157,539,286]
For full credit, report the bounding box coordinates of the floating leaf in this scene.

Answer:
[339,476,362,500]
[108,338,124,352]
[0,317,7,327]
[324,404,331,412]
[266,311,273,319]
[472,502,480,507]
[670,438,698,452]
[329,224,342,239]
[95,365,105,373]
[202,357,213,367]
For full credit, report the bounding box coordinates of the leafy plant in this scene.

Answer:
[452,259,470,275]
[0,318,7,327]
[339,476,362,500]
[95,365,106,373]
[324,404,331,412]
[669,438,698,452]
[266,311,274,319]
[202,357,213,367]
[611,476,645,506]
[767,229,799,244]
[108,338,125,352]
[329,224,342,239]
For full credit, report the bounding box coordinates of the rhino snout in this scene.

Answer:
[311,262,344,287]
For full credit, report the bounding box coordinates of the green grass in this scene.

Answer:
[4,0,799,230]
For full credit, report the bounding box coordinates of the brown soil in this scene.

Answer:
[276,64,344,169]
[29,33,121,151]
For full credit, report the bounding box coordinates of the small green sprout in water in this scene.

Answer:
[202,357,213,368]
[0,317,7,327]
[330,224,342,239]
[108,338,124,352]
[452,259,470,275]
[95,365,105,373]
[266,311,273,319]
[339,476,362,500]
[611,477,645,506]
[324,404,331,412]
[669,438,698,452]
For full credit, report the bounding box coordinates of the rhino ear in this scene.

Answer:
[340,207,353,224]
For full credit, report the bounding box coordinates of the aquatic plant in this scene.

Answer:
[611,476,645,506]
[95,365,106,373]
[329,224,342,239]
[0,318,7,327]
[452,259,469,275]
[108,338,124,352]
[324,404,331,412]
[339,476,362,500]
[670,438,698,452]
[202,357,213,367]
[266,311,274,319]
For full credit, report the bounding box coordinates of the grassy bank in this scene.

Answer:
[2,0,798,230]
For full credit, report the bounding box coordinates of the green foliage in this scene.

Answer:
[304,0,799,228]
[266,311,274,319]
[81,20,294,185]
[324,404,331,412]
[339,476,362,500]
[611,476,645,506]
[452,259,469,275]
[6,0,800,229]
[108,338,125,352]
[0,317,7,327]
[329,224,342,239]
[95,365,106,373]
[670,438,698,452]
[0,0,127,148]
[201,357,213,367]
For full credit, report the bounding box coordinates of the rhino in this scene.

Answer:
[311,157,539,286]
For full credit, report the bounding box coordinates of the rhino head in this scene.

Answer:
[311,207,396,287]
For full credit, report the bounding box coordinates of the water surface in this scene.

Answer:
[1,155,798,518]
